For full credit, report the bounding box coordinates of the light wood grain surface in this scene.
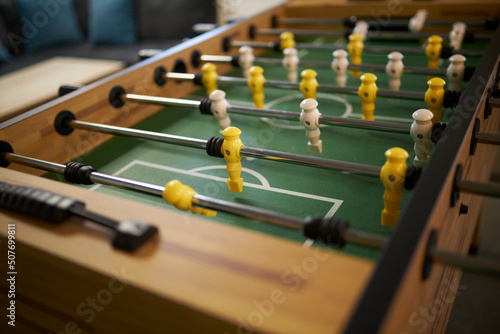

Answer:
[0,167,374,333]
[0,57,125,122]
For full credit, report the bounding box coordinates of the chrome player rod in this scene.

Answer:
[277,17,498,29]
[3,152,500,277]
[120,92,410,133]
[0,151,382,247]
[199,54,448,76]
[255,28,492,42]
[66,119,383,176]
[165,72,425,101]
[251,58,447,76]
[230,40,485,57]
[456,180,500,199]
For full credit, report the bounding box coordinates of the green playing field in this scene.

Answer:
[44,35,487,260]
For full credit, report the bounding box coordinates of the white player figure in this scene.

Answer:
[209,89,231,130]
[386,52,404,91]
[410,109,434,167]
[238,46,255,78]
[331,49,349,87]
[449,22,467,51]
[282,48,299,83]
[299,98,322,153]
[353,20,369,41]
[446,54,466,92]
[408,9,428,33]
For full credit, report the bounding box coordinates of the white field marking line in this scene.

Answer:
[189,165,271,187]
[133,160,343,211]
[261,92,352,130]
[87,161,138,192]
[87,159,342,248]
[89,159,343,217]
[297,36,328,60]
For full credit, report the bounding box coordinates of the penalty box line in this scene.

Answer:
[89,159,343,220]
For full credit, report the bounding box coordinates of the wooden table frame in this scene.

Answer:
[1,2,499,333]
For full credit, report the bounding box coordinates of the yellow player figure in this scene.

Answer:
[380,147,409,227]
[347,33,364,78]
[425,77,446,123]
[299,69,319,100]
[425,35,443,78]
[163,180,217,216]
[221,127,244,192]
[280,31,296,51]
[247,66,266,108]
[201,63,218,96]
[358,73,378,121]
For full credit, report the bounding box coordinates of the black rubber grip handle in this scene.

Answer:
[0,182,83,224]
[0,182,158,251]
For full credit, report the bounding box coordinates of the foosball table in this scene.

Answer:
[1,1,500,333]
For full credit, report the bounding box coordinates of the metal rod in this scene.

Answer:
[319,115,410,132]
[292,42,485,57]
[69,120,207,150]
[241,146,382,176]
[193,194,306,229]
[90,172,165,197]
[278,17,490,28]
[120,92,410,133]
[344,229,387,249]
[429,249,500,277]
[256,27,491,42]
[457,180,500,198]
[200,55,234,63]
[3,152,500,277]
[278,18,345,25]
[231,40,275,48]
[258,27,345,37]
[0,152,384,249]
[230,39,484,57]
[228,105,410,132]
[165,72,196,81]
[3,153,65,174]
[67,119,382,177]
[229,56,447,76]
[489,96,500,108]
[1,152,166,198]
[215,75,425,101]
[123,93,201,108]
[476,132,500,145]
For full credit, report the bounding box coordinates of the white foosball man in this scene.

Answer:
[299,99,322,153]
[386,52,404,91]
[408,9,428,33]
[410,109,434,167]
[331,49,349,87]
[238,46,255,78]
[353,20,369,41]
[283,48,299,83]
[209,90,231,130]
[446,54,466,92]
[449,22,467,51]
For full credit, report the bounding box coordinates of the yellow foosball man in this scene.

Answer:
[221,127,244,192]
[380,147,409,227]
[347,33,364,78]
[280,31,296,51]
[201,63,218,96]
[358,73,378,121]
[425,77,446,123]
[426,35,443,78]
[248,66,266,108]
[163,180,217,216]
[299,69,319,99]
